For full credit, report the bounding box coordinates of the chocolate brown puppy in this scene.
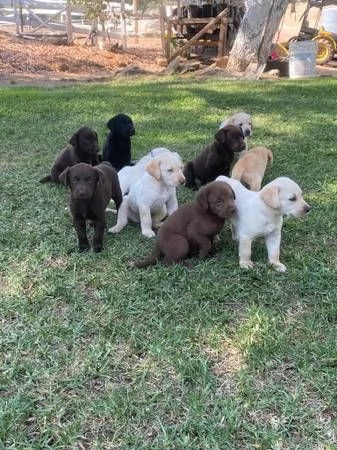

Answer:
[40,126,100,184]
[59,161,122,253]
[131,180,236,267]
[183,125,246,189]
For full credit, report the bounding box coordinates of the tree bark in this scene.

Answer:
[226,0,289,73]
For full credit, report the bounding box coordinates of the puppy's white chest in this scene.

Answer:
[263,222,277,235]
[150,193,167,209]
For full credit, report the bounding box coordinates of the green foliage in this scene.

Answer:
[71,0,108,27]
[1,77,337,449]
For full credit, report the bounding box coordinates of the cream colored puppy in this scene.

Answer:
[118,147,177,195]
[109,152,186,238]
[216,175,310,272]
[231,146,273,191]
[219,112,253,155]
[219,112,253,140]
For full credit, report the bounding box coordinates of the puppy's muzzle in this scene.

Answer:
[227,204,237,216]
[73,188,92,200]
[303,203,311,214]
[178,174,186,185]
[243,128,251,137]
[219,204,236,218]
[88,145,99,155]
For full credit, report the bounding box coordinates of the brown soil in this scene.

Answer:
[0,27,164,85]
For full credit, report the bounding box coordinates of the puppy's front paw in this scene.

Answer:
[108,226,121,234]
[272,262,287,272]
[106,208,117,214]
[142,229,156,238]
[240,260,254,269]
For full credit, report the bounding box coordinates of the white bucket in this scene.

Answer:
[289,41,317,79]
[321,6,337,33]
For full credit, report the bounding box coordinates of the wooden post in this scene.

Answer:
[121,0,127,49]
[166,17,172,60]
[13,0,20,34]
[177,0,181,35]
[217,17,226,58]
[133,0,138,43]
[160,2,167,58]
[65,0,73,44]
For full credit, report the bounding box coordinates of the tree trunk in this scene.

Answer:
[226,0,289,73]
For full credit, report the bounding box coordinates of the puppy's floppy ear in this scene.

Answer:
[267,149,273,165]
[196,185,209,211]
[260,185,280,209]
[228,184,236,200]
[107,117,116,132]
[59,167,70,186]
[69,130,79,148]
[94,168,106,187]
[214,128,227,145]
[146,159,161,180]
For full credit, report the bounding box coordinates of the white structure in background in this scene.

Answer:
[321,5,337,33]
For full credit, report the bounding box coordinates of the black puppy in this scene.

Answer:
[40,126,100,184]
[59,161,123,253]
[183,125,246,189]
[102,113,135,171]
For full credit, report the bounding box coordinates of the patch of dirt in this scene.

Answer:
[0,26,164,84]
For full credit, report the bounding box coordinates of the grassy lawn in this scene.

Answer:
[1,76,337,449]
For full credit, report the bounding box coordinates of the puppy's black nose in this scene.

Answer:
[244,129,251,137]
[304,204,311,213]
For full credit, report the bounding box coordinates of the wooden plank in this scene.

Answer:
[168,18,218,25]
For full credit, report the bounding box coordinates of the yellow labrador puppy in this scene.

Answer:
[118,147,176,195]
[231,146,273,191]
[216,175,310,272]
[109,151,185,238]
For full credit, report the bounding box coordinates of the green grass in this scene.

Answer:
[1,76,337,449]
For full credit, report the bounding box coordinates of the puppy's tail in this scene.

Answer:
[183,162,196,189]
[129,245,161,269]
[39,174,52,184]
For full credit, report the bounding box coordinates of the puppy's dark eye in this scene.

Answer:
[238,122,243,127]
[84,176,94,183]
[216,199,224,205]
[289,195,297,202]
[167,168,174,173]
